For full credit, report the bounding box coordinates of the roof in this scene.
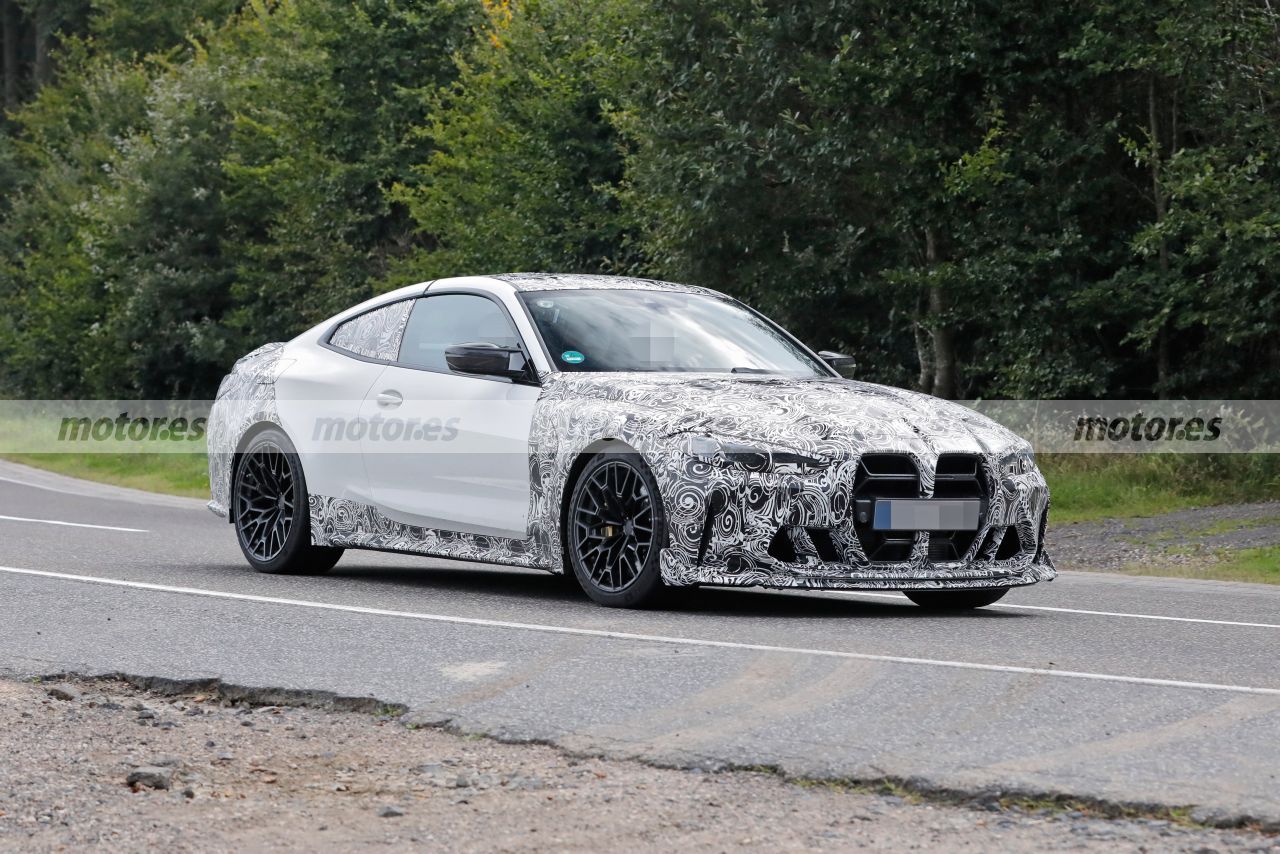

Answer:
[486,272,722,297]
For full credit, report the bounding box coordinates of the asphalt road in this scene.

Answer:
[1,459,1277,825]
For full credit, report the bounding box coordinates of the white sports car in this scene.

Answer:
[208,273,1054,608]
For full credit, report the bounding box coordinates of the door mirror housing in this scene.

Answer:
[444,342,532,382]
[818,350,856,373]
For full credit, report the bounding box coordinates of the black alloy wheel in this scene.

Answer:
[233,427,343,575]
[236,443,296,562]
[567,451,667,607]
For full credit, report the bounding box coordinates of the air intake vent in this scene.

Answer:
[767,526,796,563]
[853,454,920,562]
[806,528,842,563]
[1034,507,1049,561]
[996,526,1024,560]
[767,526,843,565]
[929,454,988,561]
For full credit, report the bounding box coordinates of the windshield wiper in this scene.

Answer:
[730,366,772,374]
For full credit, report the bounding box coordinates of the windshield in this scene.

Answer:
[519,289,831,376]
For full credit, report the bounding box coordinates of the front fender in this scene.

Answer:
[206,343,287,516]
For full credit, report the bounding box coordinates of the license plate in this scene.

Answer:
[873,499,981,531]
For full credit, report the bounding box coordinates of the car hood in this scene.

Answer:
[543,372,1026,459]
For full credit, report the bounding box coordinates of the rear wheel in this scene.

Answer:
[904,588,1008,610]
[233,428,343,575]
[566,451,666,608]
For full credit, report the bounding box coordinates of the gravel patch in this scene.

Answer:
[1050,501,1280,572]
[0,676,1276,852]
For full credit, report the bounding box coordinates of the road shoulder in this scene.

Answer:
[1050,501,1280,582]
[0,458,209,510]
[3,674,1275,852]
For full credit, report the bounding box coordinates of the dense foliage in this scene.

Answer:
[0,0,1276,399]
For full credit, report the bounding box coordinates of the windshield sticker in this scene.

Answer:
[560,350,585,365]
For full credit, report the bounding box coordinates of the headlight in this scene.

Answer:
[999,448,1036,477]
[682,434,829,474]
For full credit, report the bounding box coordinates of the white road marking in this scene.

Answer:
[1,565,1278,698]
[0,515,147,533]
[832,590,1280,630]
[0,473,81,494]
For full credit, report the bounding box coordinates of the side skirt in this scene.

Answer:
[308,494,552,571]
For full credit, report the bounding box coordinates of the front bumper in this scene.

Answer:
[656,450,1055,591]
[661,549,1056,590]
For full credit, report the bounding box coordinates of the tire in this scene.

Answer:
[903,588,1008,610]
[565,450,667,608]
[233,427,343,575]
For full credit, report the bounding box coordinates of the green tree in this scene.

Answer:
[1070,0,1280,397]
[615,0,1280,397]
[391,0,638,282]
[3,0,1280,402]
[0,45,151,395]
[220,0,477,344]
[0,0,475,397]
[87,0,240,59]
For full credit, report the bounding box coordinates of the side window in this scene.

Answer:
[329,299,413,360]
[398,294,521,372]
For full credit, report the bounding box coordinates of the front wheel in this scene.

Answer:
[566,450,667,608]
[233,427,343,575]
[903,588,1008,610]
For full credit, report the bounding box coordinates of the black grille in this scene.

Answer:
[853,454,920,561]
[929,454,988,561]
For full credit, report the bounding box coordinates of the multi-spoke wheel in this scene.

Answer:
[566,450,667,608]
[233,427,343,575]
[236,443,295,562]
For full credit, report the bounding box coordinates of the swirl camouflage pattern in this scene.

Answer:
[524,372,1054,590]
[208,273,1054,598]
[328,299,413,360]
[308,494,543,567]
[206,342,286,518]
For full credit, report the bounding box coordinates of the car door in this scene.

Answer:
[359,291,541,539]
[277,298,417,506]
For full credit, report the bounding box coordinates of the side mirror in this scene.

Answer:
[444,342,531,381]
[818,350,856,372]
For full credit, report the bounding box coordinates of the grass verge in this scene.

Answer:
[1,452,209,498]
[1041,454,1280,524]
[1120,546,1280,585]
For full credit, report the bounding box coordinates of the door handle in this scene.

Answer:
[376,390,403,409]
